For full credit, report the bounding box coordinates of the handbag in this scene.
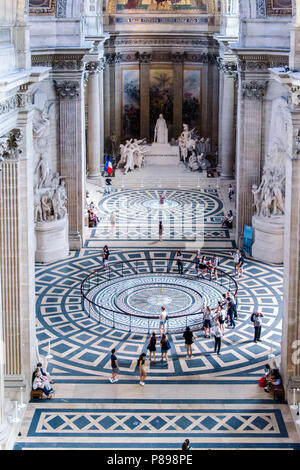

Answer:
[166,340,171,350]
[259,376,266,387]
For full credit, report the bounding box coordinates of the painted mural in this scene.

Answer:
[266,0,292,15]
[29,0,57,15]
[149,68,173,140]
[122,68,140,140]
[116,0,208,12]
[183,68,201,132]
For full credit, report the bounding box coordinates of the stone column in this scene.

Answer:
[217,67,224,173]
[290,0,300,71]
[235,79,267,244]
[0,216,7,447]
[0,117,36,389]
[281,103,300,387]
[55,79,85,250]
[99,59,105,168]
[211,61,220,152]
[103,61,111,152]
[138,53,151,141]
[220,67,236,179]
[86,62,101,177]
[172,53,184,139]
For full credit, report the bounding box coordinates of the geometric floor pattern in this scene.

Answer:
[36,248,283,382]
[14,399,300,450]
[16,186,300,451]
[86,188,233,246]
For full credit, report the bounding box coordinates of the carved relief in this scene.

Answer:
[0,129,23,161]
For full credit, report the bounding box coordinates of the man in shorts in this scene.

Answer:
[110,348,119,383]
[159,306,168,336]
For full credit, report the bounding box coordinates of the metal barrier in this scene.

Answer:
[80,256,238,333]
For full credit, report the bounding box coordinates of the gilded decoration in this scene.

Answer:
[108,0,217,14]
[266,0,292,16]
[29,0,56,15]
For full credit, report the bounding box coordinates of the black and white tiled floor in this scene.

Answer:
[15,186,300,450]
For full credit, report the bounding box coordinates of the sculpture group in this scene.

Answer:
[34,155,68,223]
[178,124,211,171]
[117,138,149,174]
[252,165,285,218]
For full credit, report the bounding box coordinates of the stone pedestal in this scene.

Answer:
[146,144,180,165]
[252,215,284,264]
[35,217,69,264]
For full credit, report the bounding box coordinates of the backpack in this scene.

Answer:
[250,313,256,322]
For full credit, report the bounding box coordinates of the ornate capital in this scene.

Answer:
[85,61,100,74]
[135,52,152,64]
[54,81,80,100]
[171,52,187,63]
[105,53,122,66]
[242,80,268,100]
[0,129,23,161]
[217,58,238,76]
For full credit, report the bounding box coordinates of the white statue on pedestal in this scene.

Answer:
[154,114,168,144]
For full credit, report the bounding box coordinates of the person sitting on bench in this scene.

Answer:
[264,369,281,393]
[32,371,54,399]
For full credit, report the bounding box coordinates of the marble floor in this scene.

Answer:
[14,176,300,450]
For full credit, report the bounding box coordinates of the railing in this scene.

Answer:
[80,256,238,334]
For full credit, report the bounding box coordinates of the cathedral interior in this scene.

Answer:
[0,0,300,452]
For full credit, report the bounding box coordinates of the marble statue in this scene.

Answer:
[41,191,52,221]
[121,139,149,174]
[34,162,68,223]
[178,124,196,163]
[154,114,168,144]
[36,154,51,189]
[188,151,199,171]
[34,189,43,222]
[252,162,285,218]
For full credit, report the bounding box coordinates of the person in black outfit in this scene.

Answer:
[176,251,183,275]
[147,332,157,362]
[181,439,191,451]
[183,326,196,358]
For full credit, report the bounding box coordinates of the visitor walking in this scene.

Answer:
[238,251,245,278]
[160,334,171,362]
[102,245,109,269]
[203,306,213,338]
[252,311,263,343]
[137,353,147,386]
[183,326,196,358]
[228,184,234,201]
[176,250,183,275]
[226,297,236,329]
[159,221,163,241]
[216,302,226,335]
[213,322,222,356]
[110,212,116,235]
[159,306,168,336]
[232,250,240,276]
[212,255,220,280]
[159,192,166,205]
[147,332,157,362]
[105,177,112,194]
[109,348,119,383]
[195,250,201,277]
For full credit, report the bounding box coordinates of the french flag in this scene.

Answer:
[105,156,113,174]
